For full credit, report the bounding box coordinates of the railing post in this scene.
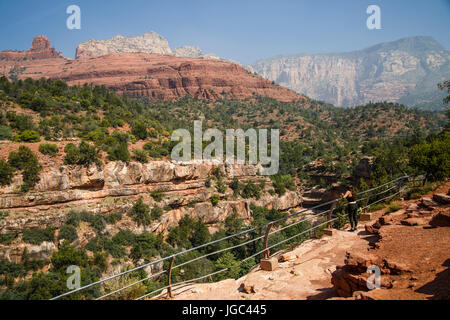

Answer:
[263,223,273,259]
[167,256,175,299]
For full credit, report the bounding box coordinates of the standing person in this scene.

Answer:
[341,186,358,232]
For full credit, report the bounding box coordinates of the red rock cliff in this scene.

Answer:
[0,36,304,102]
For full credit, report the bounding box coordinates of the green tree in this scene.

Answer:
[129,197,151,229]
[0,159,14,186]
[131,122,148,140]
[214,252,241,280]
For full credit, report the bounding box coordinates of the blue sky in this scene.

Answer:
[0,0,449,64]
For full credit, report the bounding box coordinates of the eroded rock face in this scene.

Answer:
[76,32,173,59]
[75,31,222,61]
[0,161,260,209]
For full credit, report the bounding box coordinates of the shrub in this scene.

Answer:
[107,142,130,162]
[129,197,151,228]
[0,159,14,186]
[39,143,58,157]
[387,201,402,213]
[241,181,260,199]
[112,230,136,246]
[0,233,16,245]
[14,130,40,142]
[150,207,163,221]
[104,212,123,224]
[130,232,159,261]
[229,177,243,196]
[216,179,227,194]
[150,189,164,202]
[214,252,241,280]
[271,175,295,196]
[132,149,148,163]
[58,224,78,242]
[210,194,220,206]
[64,142,101,166]
[0,125,12,140]
[22,227,55,245]
[50,242,88,274]
[8,146,42,192]
[131,122,148,140]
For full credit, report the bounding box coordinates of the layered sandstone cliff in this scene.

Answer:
[0,50,304,102]
[0,160,303,264]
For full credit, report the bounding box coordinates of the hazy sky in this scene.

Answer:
[0,0,449,64]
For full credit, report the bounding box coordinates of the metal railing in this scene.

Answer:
[51,174,421,300]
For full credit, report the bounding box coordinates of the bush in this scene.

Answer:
[64,142,101,166]
[0,233,16,245]
[22,227,55,245]
[131,122,148,140]
[39,143,58,157]
[129,197,151,228]
[151,207,163,221]
[387,201,402,213]
[132,149,148,163]
[0,125,12,140]
[58,225,78,242]
[130,232,160,261]
[107,142,130,162]
[104,212,123,224]
[271,175,295,196]
[50,242,88,274]
[14,130,40,142]
[150,189,164,202]
[8,146,42,192]
[0,159,14,186]
[216,179,227,194]
[214,252,241,280]
[409,132,450,181]
[210,194,220,206]
[64,210,105,233]
[112,230,136,246]
[229,177,243,197]
[241,181,260,199]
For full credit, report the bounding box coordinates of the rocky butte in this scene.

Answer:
[0,35,62,61]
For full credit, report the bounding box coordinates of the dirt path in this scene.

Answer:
[168,225,371,300]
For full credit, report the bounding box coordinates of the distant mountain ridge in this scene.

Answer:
[251,36,450,110]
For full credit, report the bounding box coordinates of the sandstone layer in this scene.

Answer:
[0,51,304,102]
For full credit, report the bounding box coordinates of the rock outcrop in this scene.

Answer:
[0,160,302,234]
[333,186,450,300]
[0,35,62,61]
[252,36,450,110]
[76,32,173,59]
[75,31,222,61]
